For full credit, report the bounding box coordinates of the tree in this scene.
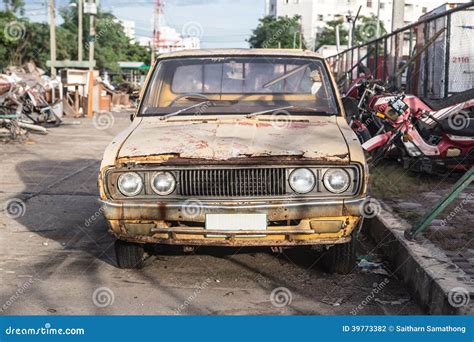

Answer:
[315,15,386,50]
[314,19,348,50]
[247,15,306,49]
[2,0,24,15]
[59,5,150,73]
[0,4,150,73]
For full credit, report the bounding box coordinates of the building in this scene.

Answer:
[114,19,136,43]
[154,25,201,54]
[264,0,458,50]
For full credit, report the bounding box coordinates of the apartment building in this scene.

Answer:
[264,0,452,50]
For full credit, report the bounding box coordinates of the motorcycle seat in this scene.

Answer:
[440,116,474,137]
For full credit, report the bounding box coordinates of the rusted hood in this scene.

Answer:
[117,115,350,162]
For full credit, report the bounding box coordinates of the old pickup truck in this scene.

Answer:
[98,49,368,273]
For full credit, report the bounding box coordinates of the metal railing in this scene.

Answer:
[327,1,474,99]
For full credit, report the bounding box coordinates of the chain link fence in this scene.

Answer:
[327,2,474,100]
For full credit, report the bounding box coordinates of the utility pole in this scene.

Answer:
[150,40,155,65]
[391,0,405,32]
[86,0,96,118]
[88,0,95,70]
[78,0,83,61]
[391,0,405,86]
[48,0,57,77]
[376,0,381,38]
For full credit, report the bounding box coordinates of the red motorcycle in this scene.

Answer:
[362,92,474,173]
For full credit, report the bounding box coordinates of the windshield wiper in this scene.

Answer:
[159,99,237,120]
[245,105,326,119]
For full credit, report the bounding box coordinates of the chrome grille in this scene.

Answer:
[178,168,286,197]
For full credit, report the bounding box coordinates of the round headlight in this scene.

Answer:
[117,172,143,197]
[151,171,176,195]
[289,168,316,194]
[323,168,350,193]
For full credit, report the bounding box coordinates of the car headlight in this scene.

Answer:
[151,171,176,195]
[117,172,143,197]
[289,168,316,194]
[323,168,350,193]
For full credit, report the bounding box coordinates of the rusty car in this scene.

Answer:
[98,49,368,273]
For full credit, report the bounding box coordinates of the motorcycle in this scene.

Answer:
[362,93,474,173]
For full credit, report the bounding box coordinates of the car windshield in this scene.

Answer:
[139,56,338,116]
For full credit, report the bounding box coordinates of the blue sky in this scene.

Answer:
[12,0,266,48]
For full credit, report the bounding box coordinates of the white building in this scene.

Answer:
[265,0,458,50]
[114,19,136,43]
[154,26,201,54]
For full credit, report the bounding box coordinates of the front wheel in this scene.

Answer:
[321,239,356,275]
[115,240,145,269]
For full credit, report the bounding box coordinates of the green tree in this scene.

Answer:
[59,5,150,73]
[247,15,306,49]
[2,0,24,15]
[315,15,386,50]
[314,19,348,50]
[0,4,150,73]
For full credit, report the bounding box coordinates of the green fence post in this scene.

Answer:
[405,168,473,240]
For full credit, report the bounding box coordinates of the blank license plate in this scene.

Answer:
[205,214,267,231]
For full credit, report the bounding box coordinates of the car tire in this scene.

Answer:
[115,240,145,269]
[321,239,356,275]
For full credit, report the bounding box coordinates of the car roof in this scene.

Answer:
[156,48,325,60]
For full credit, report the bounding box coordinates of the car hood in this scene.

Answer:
[117,115,350,162]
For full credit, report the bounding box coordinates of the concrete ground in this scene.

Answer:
[0,111,422,315]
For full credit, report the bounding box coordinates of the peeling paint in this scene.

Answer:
[116,115,350,163]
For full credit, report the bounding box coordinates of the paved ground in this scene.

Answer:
[370,163,474,284]
[0,111,422,315]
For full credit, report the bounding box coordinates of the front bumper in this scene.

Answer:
[99,197,366,246]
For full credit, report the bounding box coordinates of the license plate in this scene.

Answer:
[205,214,267,233]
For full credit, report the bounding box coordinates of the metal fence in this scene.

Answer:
[327,1,474,99]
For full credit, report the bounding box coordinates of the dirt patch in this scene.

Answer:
[369,161,473,265]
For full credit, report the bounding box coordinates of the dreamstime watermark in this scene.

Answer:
[437,193,473,227]
[350,278,390,315]
[4,21,26,41]
[3,198,26,219]
[262,18,299,48]
[84,206,105,228]
[182,199,204,219]
[447,112,470,131]
[92,287,115,308]
[194,101,212,116]
[1,278,35,313]
[270,287,293,308]
[5,323,85,336]
[359,197,382,218]
[270,109,292,129]
[359,22,378,42]
[181,21,204,38]
[175,278,212,314]
[447,287,470,308]
[83,18,115,53]
[92,112,115,130]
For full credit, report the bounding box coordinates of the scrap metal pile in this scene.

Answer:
[0,62,62,142]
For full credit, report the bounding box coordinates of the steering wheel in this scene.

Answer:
[169,93,209,107]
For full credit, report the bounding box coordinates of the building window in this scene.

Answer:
[317,14,324,21]
[367,0,372,8]
[379,2,385,9]
[284,0,289,4]
[293,0,299,3]
[422,6,427,13]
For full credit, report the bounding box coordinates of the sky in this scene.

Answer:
[11,0,266,48]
